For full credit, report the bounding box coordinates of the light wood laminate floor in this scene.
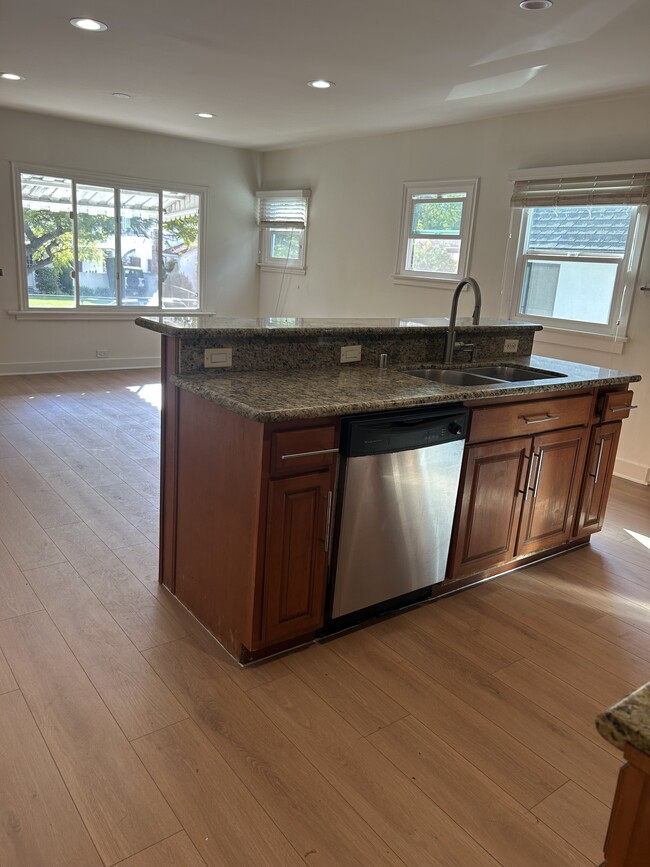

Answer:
[0,369,648,867]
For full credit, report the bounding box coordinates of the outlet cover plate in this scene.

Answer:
[96,350,110,358]
[340,345,362,363]
[204,348,233,368]
[503,339,519,354]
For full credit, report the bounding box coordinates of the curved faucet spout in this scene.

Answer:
[444,277,482,363]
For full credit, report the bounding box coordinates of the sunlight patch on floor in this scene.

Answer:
[126,383,162,410]
[625,529,650,551]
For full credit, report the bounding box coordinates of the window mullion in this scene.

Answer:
[115,188,122,307]
[158,192,164,310]
[71,182,80,309]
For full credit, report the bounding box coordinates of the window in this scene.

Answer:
[16,166,204,311]
[256,190,310,272]
[395,179,478,284]
[508,166,649,338]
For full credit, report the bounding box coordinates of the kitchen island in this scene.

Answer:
[597,683,650,866]
[137,315,640,662]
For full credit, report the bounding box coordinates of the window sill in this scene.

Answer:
[532,325,628,355]
[392,274,460,289]
[8,308,205,321]
[257,264,306,275]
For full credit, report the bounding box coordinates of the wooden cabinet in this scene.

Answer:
[602,744,650,867]
[262,472,332,644]
[575,421,622,537]
[448,393,591,582]
[170,388,337,661]
[517,426,587,556]
[448,437,531,581]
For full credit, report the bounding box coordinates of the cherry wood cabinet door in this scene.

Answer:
[448,437,532,581]
[261,471,332,645]
[516,426,587,557]
[575,421,622,537]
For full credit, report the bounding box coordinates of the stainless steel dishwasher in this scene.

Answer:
[328,405,468,623]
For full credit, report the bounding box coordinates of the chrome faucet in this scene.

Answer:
[444,277,482,363]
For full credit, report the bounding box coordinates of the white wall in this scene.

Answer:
[0,107,260,373]
[261,91,650,481]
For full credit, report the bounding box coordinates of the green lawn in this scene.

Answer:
[28,296,113,308]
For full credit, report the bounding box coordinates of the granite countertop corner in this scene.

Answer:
[596,682,650,756]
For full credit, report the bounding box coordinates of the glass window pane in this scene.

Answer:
[120,189,160,306]
[407,238,461,274]
[520,259,618,324]
[270,229,301,260]
[411,200,463,236]
[526,205,634,254]
[76,184,116,306]
[162,191,200,309]
[21,173,75,308]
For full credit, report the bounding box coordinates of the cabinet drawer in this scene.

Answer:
[601,390,636,422]
[271,425,338,476]
[468,394,592,443]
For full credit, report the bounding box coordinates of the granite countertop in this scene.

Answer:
[136,314,542,338]
[596,682,650,756]
[171,355,640,422]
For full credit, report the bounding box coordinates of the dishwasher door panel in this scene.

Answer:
[331,439,464,619]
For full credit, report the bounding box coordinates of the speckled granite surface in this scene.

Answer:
[171,355,640,422]
[596,682,650,756]
[136,314,543,338]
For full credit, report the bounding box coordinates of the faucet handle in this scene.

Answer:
[454,341,476,362]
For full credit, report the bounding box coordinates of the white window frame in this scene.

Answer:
[394,178,479,287]
[256,190,309,274]
[503,160,650,349]
[12,162,207,315]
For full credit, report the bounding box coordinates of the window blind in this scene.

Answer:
[256,190,310,227]
[511,172,650,208]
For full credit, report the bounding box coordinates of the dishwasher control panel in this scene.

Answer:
[340,405,468,457]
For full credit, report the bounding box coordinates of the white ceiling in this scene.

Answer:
[1,0,649,151]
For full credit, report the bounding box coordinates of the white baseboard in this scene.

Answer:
[614,458,650,486]
[0,356,161,375]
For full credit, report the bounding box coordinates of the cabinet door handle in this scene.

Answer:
[324,491,333,553]
[281,448,339,460]
[609,404,638,413]
[522,451,535,501]
[591,439,605,485]
[532,451,544,499]
[521,414,560,425]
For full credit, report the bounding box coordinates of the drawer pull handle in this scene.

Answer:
[522,414,560,425]
[591,440,606,485]
[324,491,333,553]
[609,404,638,413]
[281,447,339,460]
[522,451,535,501]
[532,451,544,499]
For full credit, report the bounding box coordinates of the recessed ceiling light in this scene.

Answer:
[1,72,25,81]
[112,92,132,99]
[195,112,214,118]
[308,79,335,89]
[70,17,108,31]
[519,0,552,9]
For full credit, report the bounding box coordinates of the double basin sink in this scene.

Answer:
[404,365,566,387]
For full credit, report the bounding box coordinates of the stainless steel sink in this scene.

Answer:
[470,366,565,382]
[403,365,566,385]
[404,368,502,385]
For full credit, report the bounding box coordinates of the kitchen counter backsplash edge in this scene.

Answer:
[173,326,538,375]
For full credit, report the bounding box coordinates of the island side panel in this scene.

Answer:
[159,335,180,591]
[174,389,265,656]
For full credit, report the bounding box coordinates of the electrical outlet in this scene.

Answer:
[96,350,110,358]
[503,339,519,354]
[204,348,233,368]
[340,345,362,363]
